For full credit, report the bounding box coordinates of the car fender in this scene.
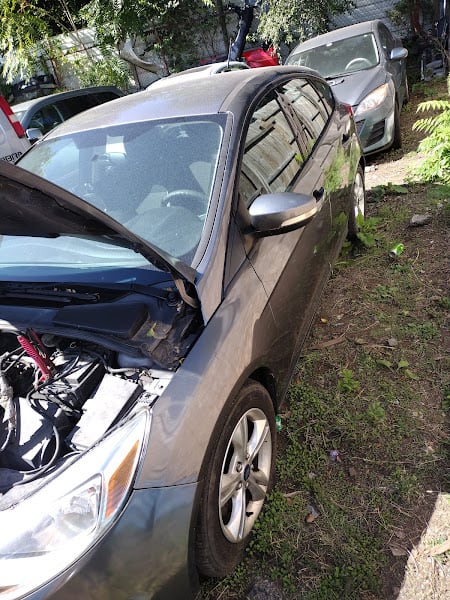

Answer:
[135,258,279,489]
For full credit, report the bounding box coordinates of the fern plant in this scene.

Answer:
[412,77,450,183]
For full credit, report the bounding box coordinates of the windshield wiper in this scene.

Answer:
[0,283,100,304]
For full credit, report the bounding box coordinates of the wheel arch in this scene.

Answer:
[248,366,279,410]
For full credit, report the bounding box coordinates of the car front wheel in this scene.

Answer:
[195,380,276,577]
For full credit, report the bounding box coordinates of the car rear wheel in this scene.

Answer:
[195,380,276,577]
[347,164,365,240]
[403,76,410,104]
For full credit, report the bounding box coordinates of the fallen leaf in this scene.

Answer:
[404,369,419,380]
[377,358,393,369]
[389,543,408,556]
[305,504,320,523]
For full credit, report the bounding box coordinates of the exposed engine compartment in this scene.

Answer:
[0,328,171,499]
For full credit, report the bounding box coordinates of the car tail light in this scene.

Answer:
[0,96,26,138]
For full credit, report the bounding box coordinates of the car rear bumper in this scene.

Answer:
[22,484,199,600]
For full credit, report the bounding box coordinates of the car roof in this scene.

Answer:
[11,85,124,113]
[291,20,381,52]
[42,65,321,137]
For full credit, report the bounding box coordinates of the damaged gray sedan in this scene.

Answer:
[0,65,364,599]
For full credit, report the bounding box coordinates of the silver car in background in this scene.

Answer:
[0,65,364,599]
[286,20,409,155]
[11,85,124,141]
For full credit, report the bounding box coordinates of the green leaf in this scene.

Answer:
[404,369,419,380]
[377,359,393,369]
[397,359,409,369]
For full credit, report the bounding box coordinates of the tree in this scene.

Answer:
[202,1,355,51]
[81,0,221,75]
[256,0,355,49]
[0,0,92,84]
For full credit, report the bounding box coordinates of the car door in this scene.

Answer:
[377,22,406,103]
[279,77,354,260]
[231,76,341,390]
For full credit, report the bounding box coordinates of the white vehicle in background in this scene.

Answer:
[0,96,31,163]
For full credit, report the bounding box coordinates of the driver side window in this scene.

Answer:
[239,92,302,208]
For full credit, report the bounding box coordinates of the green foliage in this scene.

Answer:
[82,0,219,74]
[387,0,434,34]
[370,182,409,204]
[250,491,289,555]
[257,0,355,48]
[366,400,386,425]
[0,1,51,82]
[337,368,360,394]
[355,215,381,248]
[0,0,84,83]
[412,76,450,183]
[69,54,130,89]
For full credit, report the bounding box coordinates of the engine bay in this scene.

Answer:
[0,328,174,501]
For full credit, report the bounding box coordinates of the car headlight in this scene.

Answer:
[0,407,149,599]
[354,83,389,115]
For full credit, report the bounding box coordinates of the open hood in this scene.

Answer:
[0,160,197,286]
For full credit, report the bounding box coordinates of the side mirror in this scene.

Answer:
[249,192,321,235]
[390,47,408,61]
[26,128,44,143]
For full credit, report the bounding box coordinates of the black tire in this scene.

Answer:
[392,102,402,150]
[195,380,276,577]
[347,164,365,240]
[403,76,410,105]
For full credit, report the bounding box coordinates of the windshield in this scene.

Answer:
[287,33,379,79]
[16,116,224,281]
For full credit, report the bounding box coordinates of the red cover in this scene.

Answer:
[242,47,279,68]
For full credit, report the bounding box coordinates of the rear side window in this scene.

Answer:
[55,92,121,121]
[280,78,332,155]
[239,94,302,207]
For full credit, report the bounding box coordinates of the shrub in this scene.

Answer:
[412,75,450,183]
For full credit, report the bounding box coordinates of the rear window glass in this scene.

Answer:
[57,92,121,120]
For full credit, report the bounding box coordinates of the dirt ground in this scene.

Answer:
[364,77,448,190]
[326,81,450,600]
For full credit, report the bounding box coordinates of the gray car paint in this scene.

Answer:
[22,485,198,600]
[7,66,362,599]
